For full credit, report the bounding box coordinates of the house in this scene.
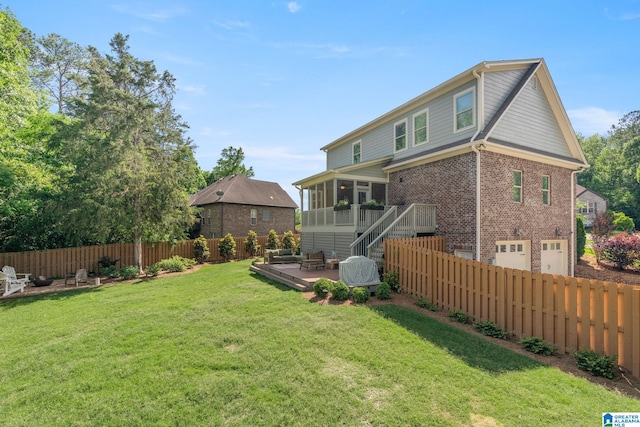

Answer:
[576,184,607,227]
[293,59,589,276]
[190,174,297,238]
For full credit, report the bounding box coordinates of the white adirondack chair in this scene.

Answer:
[1,266,30,297]
[65,268,88,287]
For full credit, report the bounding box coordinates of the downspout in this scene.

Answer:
[470,69,484,261]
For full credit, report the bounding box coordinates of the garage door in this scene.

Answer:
[541,240,567,276]
[495,240,531,271]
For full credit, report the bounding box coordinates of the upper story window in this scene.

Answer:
[454,88,475,132]
[263,210,271,221]
[413,109,428,145]
[394,119,407,152]
[250,209,257,225]
[579,202,596,214]
[513,170,522,203]
[542,175,550,205]
[352,141,361,164]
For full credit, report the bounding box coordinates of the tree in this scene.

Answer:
[65,33,198,272]
[206,146,254,185]
[576,216,586,260]
[265,229,280,249]
[31,33,88,114]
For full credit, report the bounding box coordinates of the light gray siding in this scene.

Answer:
[342,163,386,179]
[483,69,527,125]
[327,80,478,169]
[490,72,572,157]
[300,232,355,260]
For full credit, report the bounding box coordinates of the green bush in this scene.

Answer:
[519,337,556,356]
[331,280,350,301]
[382,270,401,292]
[576,216,586,260]
[416,297,440,312]
[282,230,296,250]
[573,349,617,379]
[447,309,470,324]
[473,320,507,339]
[266,229,280,250]
[119,265,140,280]
[101,265,119,278]
[244,230,260,257]
[218,233,237,261]
[144,263,160,277]
[613,211,635,232]
[375,282,391,300]
[313,277,332,298]
[156,256,186,272]
[193,235,210,263]
[352,287,370,303]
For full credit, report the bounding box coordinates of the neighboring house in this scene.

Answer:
[293,58,589,276]
[190,174,297,238]
[576,184,607,227]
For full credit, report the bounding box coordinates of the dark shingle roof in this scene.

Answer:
[190,174,297,208]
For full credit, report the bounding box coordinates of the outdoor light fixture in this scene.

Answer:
[513,227,521,236]
[555,227,562,237]
[339,184,346,190]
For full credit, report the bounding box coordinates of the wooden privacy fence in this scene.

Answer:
[0,234,298,279]
[384,238,640,378]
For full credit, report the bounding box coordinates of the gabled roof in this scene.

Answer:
[190,174,297,208]
[576,183,607,201]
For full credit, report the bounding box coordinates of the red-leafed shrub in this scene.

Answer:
[595,233,640,269]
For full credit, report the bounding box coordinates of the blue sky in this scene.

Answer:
[8,1,640,203]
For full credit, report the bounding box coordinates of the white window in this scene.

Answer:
[352,140,361,164]
[454,88,475,132]
[250,209,257,225]
[579,202,596,214]
[394,119,407,152]
[513,170,522,203]
[413,109,428,145]
[542,175,550,205]
[263,210,271,221]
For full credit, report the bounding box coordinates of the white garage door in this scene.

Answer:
[541,240,567,276]
[495,240,531,271]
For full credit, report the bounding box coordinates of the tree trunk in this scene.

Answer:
[134,234,143,275]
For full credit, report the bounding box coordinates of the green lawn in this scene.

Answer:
[1,260,638,426]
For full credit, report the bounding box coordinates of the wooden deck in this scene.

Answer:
[249,261,339,291]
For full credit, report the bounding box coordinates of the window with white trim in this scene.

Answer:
[250,209,257,225]
[413,109,428,145]
[542,175,550,205]
[513,170,522,203]
[394,119,407,152]
[352,141,361,164]
[579,202,596,214]
[454,88,475,132]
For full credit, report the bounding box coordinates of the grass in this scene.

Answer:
[1,260,638,426]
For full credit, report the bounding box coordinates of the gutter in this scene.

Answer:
[470,70,484,261]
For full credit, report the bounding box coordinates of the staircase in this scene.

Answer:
[350,203,436,264]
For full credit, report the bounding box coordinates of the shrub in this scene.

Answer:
[382,270,401,292]
[613,211,635,232]
[352,287,370,303]
[313,277,332,298]
[266,229,280,250]
[473,320,507,339]
[282,231,296,250]
[193,236,210,263]
[519,337,556,356]
[331,280,350,301]
[119,265,140,280]
[576,216,586,260]
[447,309,470,324]
[244,230,260,257]
[101,265,119,278]
[156,256,186,272]
[595,233,640,269]
[573,349,617,379]
[416,297,440,312]
[375,282,391,300]
[144,263,160,277]
[218,233,237,261]
[591,210,615,241]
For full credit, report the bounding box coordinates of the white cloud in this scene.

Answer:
[288,2,302,13]
[111,4,188,21]
[180,85,206,96]
[568,107,621,136]
[214,20,252,30]
[199,128,232,138]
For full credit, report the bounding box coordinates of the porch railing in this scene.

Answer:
[301,204,392,231]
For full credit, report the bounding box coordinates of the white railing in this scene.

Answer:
[364,204,437,263]
[302,205,392,230]
[349,206,398,257]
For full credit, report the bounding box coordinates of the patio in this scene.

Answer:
[250,261,339,291]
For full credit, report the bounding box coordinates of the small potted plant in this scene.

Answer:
[360,200,384,210]
[333,198,351,211]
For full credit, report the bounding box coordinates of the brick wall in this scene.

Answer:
[197,203,295,238]
[388,153,477,254]
[479,151,574,271]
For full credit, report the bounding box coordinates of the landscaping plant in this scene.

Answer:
[330,280,350,301]
[382,270,401,292]
[281,230,296,250]
[313,277,332,298]
[119,265,140,280]
[416,296,440,312]
[573,349,617,379]
[576,216,586,260]
[218,233,237,261]
[244,230,260,257]
[519,337,556,356]
[375,282,391,300]
[594,233,640,269]
[352,287,369,303]
[193,235,210,263]
[473,320,507,339]
[447,309,470,324]
[266,229,280,250]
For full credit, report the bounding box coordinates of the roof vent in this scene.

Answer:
[216,190,224,197]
